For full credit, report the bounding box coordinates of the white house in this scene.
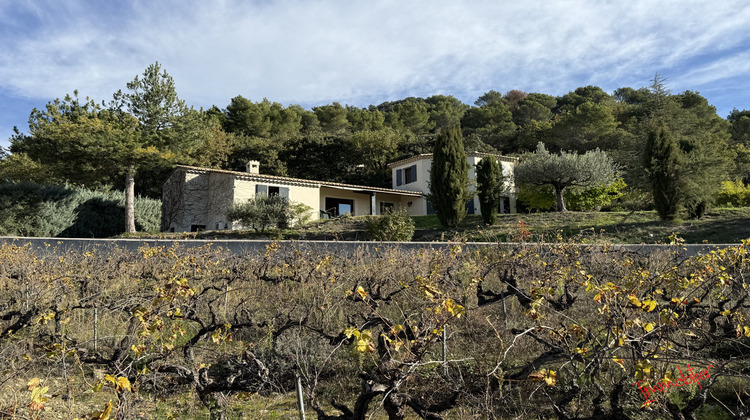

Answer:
[161,162,423,232]
[161,152,517,232]
[387,152,518,216]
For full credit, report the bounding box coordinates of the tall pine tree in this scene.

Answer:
[429,125,470,227]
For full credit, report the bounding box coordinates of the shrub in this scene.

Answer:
[518,179,627,212]
[0,182,161,237]
[226,193,292,232]
[364,209,415,241]
[566,178,627,211]
[288,201,313,226]
[716,179,750,207]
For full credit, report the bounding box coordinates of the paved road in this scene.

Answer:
[0,236,737,257]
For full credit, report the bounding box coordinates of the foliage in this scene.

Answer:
[515,142,619,212]
[716,180,750,207]
[364,209,415,241]
[476,156,505,224]
[226,193,292,232]
[429,125,471,228]
[566,178,627,211]
[517,184,556,211]
[518,180,626,213]
[0,182,161,237]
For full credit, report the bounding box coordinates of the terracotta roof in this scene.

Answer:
[172,165,423,196]
[387,152,519,168]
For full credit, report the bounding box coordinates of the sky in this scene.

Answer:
[2,0,750,149]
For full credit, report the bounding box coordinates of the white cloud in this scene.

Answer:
[1,0,750,115]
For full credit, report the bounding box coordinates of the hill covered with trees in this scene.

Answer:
[2,65,750,232]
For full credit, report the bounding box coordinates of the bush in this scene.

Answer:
[566,178,627,211]
[0,182,161,237]
[518,179,627,212]
[716,179,750,207]
[364,209,415,241]
[226,194,292,232]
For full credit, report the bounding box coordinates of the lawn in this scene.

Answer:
[129,207,750,244]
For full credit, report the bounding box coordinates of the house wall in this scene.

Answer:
[162,171,212,232]
[319,187,374,217]
[372,192,425,216]
[391,159,431,194]
[232,177,320,227]
[390,155,518,216]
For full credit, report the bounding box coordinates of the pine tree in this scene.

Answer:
[429,125,470,227]
[645,123,682,221]
[476,156,504,225]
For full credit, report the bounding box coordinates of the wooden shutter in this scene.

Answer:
[279,187,290,198]
[255,184,268,195]
[396,169,403,186]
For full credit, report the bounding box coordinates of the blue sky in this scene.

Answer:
[2,0,750,149]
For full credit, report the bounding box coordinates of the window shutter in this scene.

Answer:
[279,187,290,198]
[396,169,403,186]
[410,164,417,182]
[256,184,268,196]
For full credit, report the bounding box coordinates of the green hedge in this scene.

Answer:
[0,182,161,237]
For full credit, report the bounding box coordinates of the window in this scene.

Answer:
[404,164,417,184]
[325,197,355,217]
[256,184,289,197]
[395,164,417,186]
[380,202,395,214]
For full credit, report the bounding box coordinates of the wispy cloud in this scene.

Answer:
[1,0,750,143]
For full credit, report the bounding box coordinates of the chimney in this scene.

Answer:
[246,160,260,174]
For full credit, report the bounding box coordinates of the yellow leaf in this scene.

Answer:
[27,377,41,391]
[30,385,48,404]
[104,374,116,385]
[529,369,557,386]
[91,401,114,420]
[744,326,750,338]
[92,380,104,392]
[116,376,132,392]
[628,294,642,307]
[721,309,731,317]
[642,299,658,312]
[344,326,358,339]
[544,370,557,386]
[356,286,367,299]
[644,323,655,333]
[444,299,465,318]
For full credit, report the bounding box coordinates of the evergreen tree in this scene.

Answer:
[429,125,470,227]
[476,156,504,225]
[644,124,682,221]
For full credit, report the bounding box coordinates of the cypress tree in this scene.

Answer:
[429,125,470,227]
[476,156,504,225]
[645,123,682,221]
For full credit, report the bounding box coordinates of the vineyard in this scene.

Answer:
[0,240,749,419]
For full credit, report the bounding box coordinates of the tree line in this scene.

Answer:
[2,64,749,231]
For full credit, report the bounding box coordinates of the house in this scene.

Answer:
[161,152,517,232]
[161,161,423,232]
[387,152,518,216]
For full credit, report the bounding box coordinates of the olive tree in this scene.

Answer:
[515,142,618,211]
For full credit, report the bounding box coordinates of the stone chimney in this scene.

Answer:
[246,160,260,174]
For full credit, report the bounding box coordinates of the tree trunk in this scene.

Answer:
[554,186,567,212]
[125,165,136,233]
